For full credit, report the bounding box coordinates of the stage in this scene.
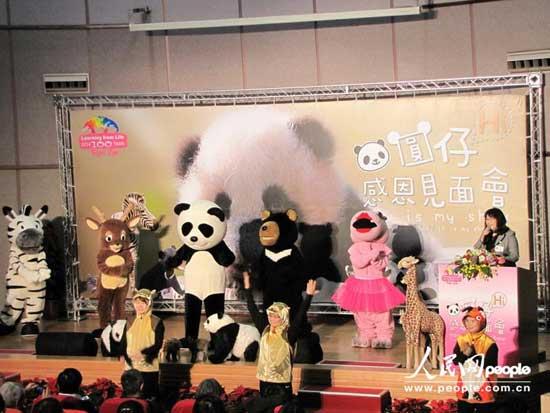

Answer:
[1,314,549,406]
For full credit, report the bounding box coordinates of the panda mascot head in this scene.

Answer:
[203,312,235,334]
[174,200,227,250]
[203,313,260,363]
[101,319,127,357]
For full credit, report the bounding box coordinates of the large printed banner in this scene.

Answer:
[70,95,529,301]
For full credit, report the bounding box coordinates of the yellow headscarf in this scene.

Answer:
[257,302,292,383]
[126,289,158,372]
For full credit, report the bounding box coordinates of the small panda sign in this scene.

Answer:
[354,140,391,172]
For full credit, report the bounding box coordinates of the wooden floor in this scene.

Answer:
[2,313,549,362]
[0,314,549,401]
[0,313,417,361]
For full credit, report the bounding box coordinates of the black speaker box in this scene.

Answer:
[35,332,98,356]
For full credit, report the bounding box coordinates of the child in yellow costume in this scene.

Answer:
[243,272,316,413]
[122,289,164,399]
[452,306,498,413]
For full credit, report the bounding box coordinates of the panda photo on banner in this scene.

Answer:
[175,108,352,302]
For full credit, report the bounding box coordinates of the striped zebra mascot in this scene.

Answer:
[0,204,51,336]
[112,193,159,293]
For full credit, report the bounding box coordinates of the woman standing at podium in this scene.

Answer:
[474,208,519,267]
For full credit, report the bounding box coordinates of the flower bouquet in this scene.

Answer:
[448,249,504,281]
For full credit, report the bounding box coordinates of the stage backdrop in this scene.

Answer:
[70,95,529,302]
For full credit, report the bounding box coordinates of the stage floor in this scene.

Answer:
[1,313,549,363]
[0,314,408,363]
[1,314,550,405]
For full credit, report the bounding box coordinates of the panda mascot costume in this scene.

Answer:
[166,200,235,359]
[203,312,260,364]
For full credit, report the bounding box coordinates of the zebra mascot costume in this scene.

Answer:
[0,204,50,336]
[112,193,159,294]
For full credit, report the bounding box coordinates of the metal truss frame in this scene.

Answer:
[54,73,548,326]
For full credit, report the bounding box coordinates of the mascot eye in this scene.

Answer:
[20,225,25,230]
[182,222,193,236]
[378,151,386,158]
[121,233,126,241]
[363,155,370,165]
[199,224,214,238]
[475,316,482,321]
[105,235,113,242]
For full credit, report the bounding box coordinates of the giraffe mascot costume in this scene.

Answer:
[399,256,445,370]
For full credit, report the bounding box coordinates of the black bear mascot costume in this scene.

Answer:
[248,208,323,363]
[166,200,235,360]
[253,209,307,320]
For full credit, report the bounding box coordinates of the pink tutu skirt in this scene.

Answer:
[332,276,405,313]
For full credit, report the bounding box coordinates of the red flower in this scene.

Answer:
[227,386,258,402]
[428,399,457,413]
[391,397,430,412]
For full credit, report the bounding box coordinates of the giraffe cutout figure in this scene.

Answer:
[399,256,445,370]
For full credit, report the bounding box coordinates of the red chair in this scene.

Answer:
[64,409,88,413]
[6,408,24,413]
[33,395,80,408]
[99,398,150,413]
[170,399,195,413]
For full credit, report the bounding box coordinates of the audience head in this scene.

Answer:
[0,382,25,409]
[117,400,145,413]
[196,379,223,398]
[192,395,224,413]
[121,370,143,397]
[57,368,83,394]
[32,398,63,413]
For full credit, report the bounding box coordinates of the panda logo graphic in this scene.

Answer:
[447,303,460,316]
[354,140,390,172]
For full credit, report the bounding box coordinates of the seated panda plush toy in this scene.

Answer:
[203,313,260,364]
[100,319,127,357]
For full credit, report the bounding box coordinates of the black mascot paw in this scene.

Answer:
[0,320,16,336]
[20,322,39,337]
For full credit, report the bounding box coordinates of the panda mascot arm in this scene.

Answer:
[164,244,193,272]
[210,241,236,268]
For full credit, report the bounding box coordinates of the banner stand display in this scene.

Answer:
[54,74,548,331]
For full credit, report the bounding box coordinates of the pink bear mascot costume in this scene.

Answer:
[332,209,405,348]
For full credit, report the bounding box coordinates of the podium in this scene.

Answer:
[438,265,538,366]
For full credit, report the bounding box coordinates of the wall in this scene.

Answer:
[0,0,549,301]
